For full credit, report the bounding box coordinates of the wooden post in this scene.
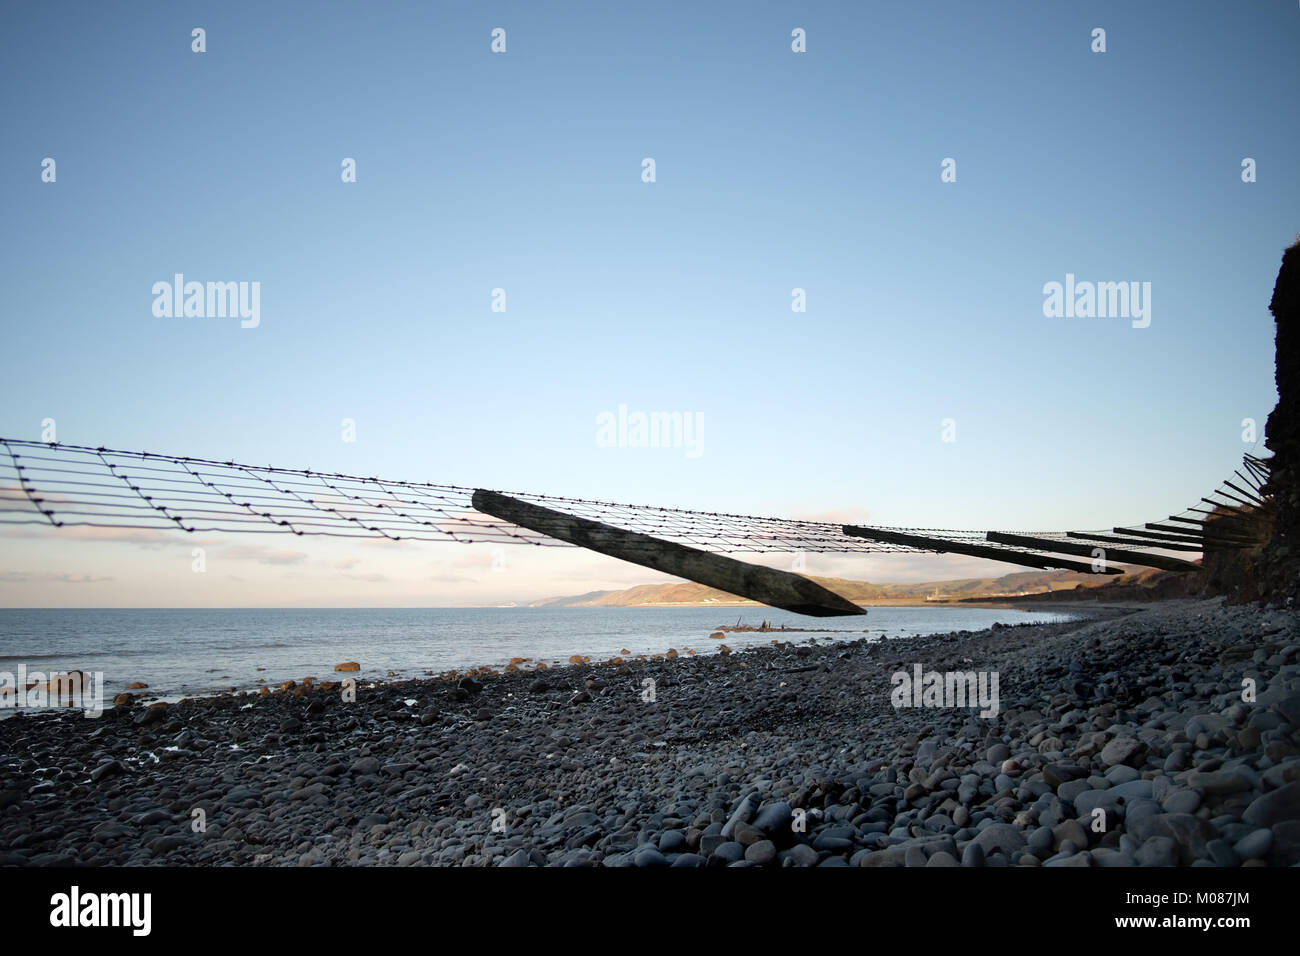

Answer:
[1162,516,1257,544]
[985,531,1200,573]
[842,525,1121,574]
[1068,531,1202,552]
[1224,480,1266,507]
[1199,498,1254,516]
[1137,524,1206,542]
[1145,521,1253,547]
[473,490,866,617]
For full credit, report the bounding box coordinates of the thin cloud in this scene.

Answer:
[0,524,191,549]
[427,572,476,584]
[217,545,308,566]
[0,571,114,584]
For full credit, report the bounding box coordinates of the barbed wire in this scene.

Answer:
[0,438,1269,563]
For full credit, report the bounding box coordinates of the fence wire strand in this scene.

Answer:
[0,439,1268,560]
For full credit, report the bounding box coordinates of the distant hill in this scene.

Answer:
[972,566,1198,604]
[529,589,616,608]
[528,569,1143,608]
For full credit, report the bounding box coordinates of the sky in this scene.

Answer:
[1,0,1297,607]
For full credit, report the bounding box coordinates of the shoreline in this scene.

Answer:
[2,597,1297,867]
[1,603,1090,708]
[171,604,1107,708]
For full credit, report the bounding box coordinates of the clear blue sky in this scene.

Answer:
[1,1,1297,605]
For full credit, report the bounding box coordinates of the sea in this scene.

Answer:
[0,605,1076,704]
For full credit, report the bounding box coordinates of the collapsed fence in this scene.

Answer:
[0,438,1273,615]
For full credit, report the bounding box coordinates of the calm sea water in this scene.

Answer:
[0,606,1075,701]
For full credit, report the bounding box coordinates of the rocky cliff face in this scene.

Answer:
[1259,240,1300,606]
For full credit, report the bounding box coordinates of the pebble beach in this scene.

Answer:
[2,597,1298,867]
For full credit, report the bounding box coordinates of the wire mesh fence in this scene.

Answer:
[0,438,1269,563]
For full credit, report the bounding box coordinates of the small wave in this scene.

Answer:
[208,643,295,650]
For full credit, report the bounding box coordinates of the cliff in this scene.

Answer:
[1259,239,1300,606]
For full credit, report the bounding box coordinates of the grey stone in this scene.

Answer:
[1044,851,1092,866]
[972,822,1027,857]
[1185,714,1232,740]
[699,834,726,857]
[1243,781,1300,829]
[148,835,185,854]
[1271,820,1300,866]
[1028,826,1054,856]
[1274,692,1300,727]
[1261,760,1300,790]
[1158,813,1217,864]
[1161,789,1202,814]
[1232,828,1272,860]
[720,792,759,839]
[1135,836,1179,867]
[711,841,744,863]
[783,843,819,867]
[1205,839,1238,867]
[858,847,907,867]
[960,841,985,867]
[751,801,793,836]
[349,756,380,775]
[1075,779,1153,819]
[633,847,669,867]
[1053,819,1088,851]
[658,829,687,853]
[812,833,855,852]
[1104,764,1141,785]
[1092,848,1136,867]
[1058,779,1092,805]
[1100,736,1143,767]
[744,840,778,865]
[1123,798,1163,840]
[89,760,126,783]
[1186,770,1252,796]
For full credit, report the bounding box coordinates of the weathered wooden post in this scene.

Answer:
[984,531,1201,573]
[472,489,866,617]
[842,525,1122,574]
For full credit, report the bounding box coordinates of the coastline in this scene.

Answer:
[2,597,1297,867]
[0,603,1084,707]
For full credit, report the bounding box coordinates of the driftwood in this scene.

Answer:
[472,490,865,617]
